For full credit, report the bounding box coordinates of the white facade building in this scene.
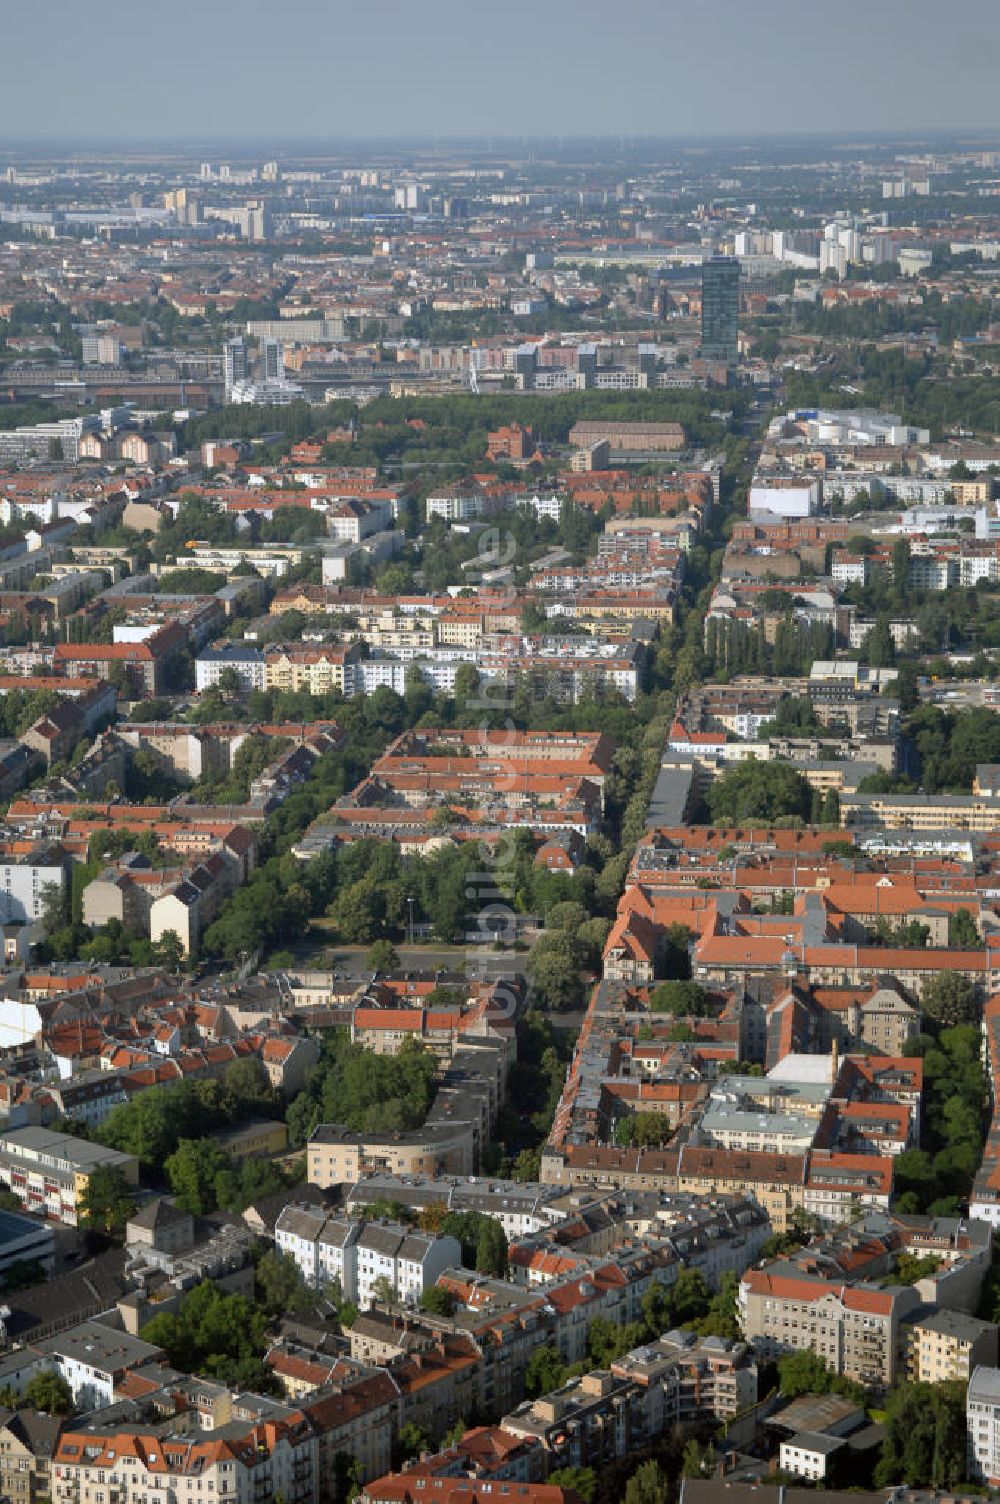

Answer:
[0,857,64,926]
[779,1435,844,1482]
[275,1206,460,1308]
[195,644,267,692]
[39,1323,163,1411]
[748,477,821,518]
[968,1365,1000,1484]
[425,490,489,522]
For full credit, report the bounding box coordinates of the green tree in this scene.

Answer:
[921,971,978,1028]
[694,1270,741,1340]
[254,1249,314,1318]
[329,878,385,944]
[512,1147,541,1181]
[545,901,589,934]
[706,761,812,825]
[331,1452,363,1504]
[474,1218,509,1278]
[614,1113,671,1148]
[23,1370,74,1415]
[861,617,896,668]
[949,908,983,949]
[874,1380,967,1488]
[398,1421,432,1462]
[153,929,186,973]
[623,1460,672,1504]
[39,880,66,937]
[682,1438,710,1479]
[419,1286,456,1317]
[521,600,548,633]
[164,1139,231,1216]
[370,1274,396,1307]
[669,1267,712,1325]
[892,537,912,598]
[778,1349,838,1397]
[525,1344,567,1398]
[526,930,585,1011]
[548,1468,596,1504]
[648,980,708,1015]
[366,939,400,972]
[141,1280,268,1381]
[77,1166,136,1241]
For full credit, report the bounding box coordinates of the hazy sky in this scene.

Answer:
[6,0,1000,144]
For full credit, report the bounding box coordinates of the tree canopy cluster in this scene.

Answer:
[96,1059,278,1168]
[895,1023,985,1215]
[705,761,814,826]
[906,704,1000,793]
[704,615,834,680]
[141,1279,274,1393]
[165,1137,301,1217]
[524,1267,739,1401]
[874,1380,968,1489]
[286,1032,437,1147]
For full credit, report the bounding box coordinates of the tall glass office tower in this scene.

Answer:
[700,256,740,365]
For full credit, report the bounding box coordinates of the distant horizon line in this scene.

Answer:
[3,126,1000,154]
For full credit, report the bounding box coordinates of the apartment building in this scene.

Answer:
[355,1223,462,1309]
[969,1365,1000,1485]
[346,1174,566,1242]
[261,1036,321,1096]
[37,1323,164,1410]
[0,1127,138,1227]
[567,419,685,452]
[0,847,65,925]
[841,789,1000,833]
[148,850,242,955]
[0,1410,63,1504]
[195,642,267,692]
[52,1414,317,1504]
[361,1481,577,1504]
[502,1371,650,1474]
[905,1308,998,1384]
[307,1122,476,1185]
[609,1330,757,1428]
[53,623,187,697]
[276,1205,359,1291]
[425,486,497,522]
[738,1266,919,1389]
[264,644,362,696]
[302,1374,399,1491]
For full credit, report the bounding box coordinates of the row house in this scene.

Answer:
[52,1414,317,1504]
[275,1206,461,1309]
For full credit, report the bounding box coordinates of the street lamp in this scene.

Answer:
[406,896,415,947]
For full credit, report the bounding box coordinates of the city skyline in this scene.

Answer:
[2,0,999,142]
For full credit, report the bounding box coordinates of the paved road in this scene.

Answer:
[280,941,532,977]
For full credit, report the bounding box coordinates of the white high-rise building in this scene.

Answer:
[245,199,270,241]
[223,336,249,397]
[819,239,847,279]
[261,337,284,383]
[968,1366,1000,1485]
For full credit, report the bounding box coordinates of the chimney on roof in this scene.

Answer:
[831,1036,839,1082]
